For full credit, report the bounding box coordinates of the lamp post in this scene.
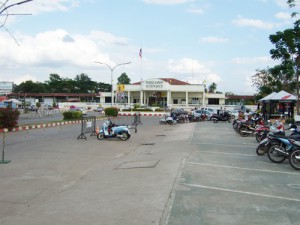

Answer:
[94,61,131,107]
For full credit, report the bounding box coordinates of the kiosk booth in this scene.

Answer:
[259,90,296,120]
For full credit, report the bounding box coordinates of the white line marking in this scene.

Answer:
[192,142,257,148]
[191,151,257,157]
[181,183,300,202]
[187,162,300,175]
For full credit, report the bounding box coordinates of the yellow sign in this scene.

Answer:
[117,84,125,92]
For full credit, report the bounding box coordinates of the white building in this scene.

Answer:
[98,78,226,109]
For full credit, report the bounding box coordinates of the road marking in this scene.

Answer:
[190,150,257,157]
[181,183,300,202]
[192,142,257,148]
[187,162,300,175]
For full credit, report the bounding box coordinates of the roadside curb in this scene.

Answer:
[1,113,166,133]
[118,112,166,116]
[0,117,107,133]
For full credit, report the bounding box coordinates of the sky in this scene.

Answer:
[0,0,299,95]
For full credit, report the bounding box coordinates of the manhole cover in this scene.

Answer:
[141,143,155,145]
[116,160,160,169]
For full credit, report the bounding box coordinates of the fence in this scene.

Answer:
[77,116,97,140]
[109,113,142,133]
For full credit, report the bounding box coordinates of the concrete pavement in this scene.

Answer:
[1,117,300,225]
[0,117,194,225]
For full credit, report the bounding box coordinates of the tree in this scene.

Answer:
[269,25,300,113]
[208,82,217,93]
[117,73,131,84]
[12,80,47,93]
[73,73,97,93]
[225,92,235,96]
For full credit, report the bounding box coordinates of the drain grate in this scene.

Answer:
[141,143,155,145]
[156,134,166,137]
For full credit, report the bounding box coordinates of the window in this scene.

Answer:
[173,99,178,104]
[208,98,219,105]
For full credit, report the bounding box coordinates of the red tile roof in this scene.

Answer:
[132,78,190,85]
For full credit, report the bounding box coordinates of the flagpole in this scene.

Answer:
[139,47,143,80]
[139,47,143,106]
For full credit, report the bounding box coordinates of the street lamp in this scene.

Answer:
[94,61,131,107]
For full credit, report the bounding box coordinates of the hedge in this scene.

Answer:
[104,107,119,117]
[63,111,83,120]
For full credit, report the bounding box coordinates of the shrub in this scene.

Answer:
[0,108,20,130]
[63,111,83,120]
[155,108,164,112]
[104,107,119,117]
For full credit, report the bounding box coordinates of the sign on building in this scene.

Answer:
[0,82,13,95]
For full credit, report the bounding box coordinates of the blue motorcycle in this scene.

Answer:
[97,120,131,141]
[267,124,300,163]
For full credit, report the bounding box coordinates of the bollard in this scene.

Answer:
[0,129,11,164]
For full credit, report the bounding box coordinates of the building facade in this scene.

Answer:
[106,78,226,108]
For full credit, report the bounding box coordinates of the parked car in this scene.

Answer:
[78,107,87,115]
[172,108,188,116]
[70,106,87,115]
[193,109,212,120]
[94,107,103,112]
[229,110,239,119]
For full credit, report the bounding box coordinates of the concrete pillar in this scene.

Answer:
[140,91,143,105]
[186,91,188,107]
[127,91,131,104]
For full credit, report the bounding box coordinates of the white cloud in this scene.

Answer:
[199,36,229,43]
[143,0,194,5]
[88,31,129,46]
[186,7,204,14]
[167,58,221,84]
[232,16,276,29]
[275,12,292,20]
[231,56,273,65]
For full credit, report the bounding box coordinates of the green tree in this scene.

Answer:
[208,82,217,93]
[73,73,97,93]
[12,80,47,93]
[117,73,131,84]
[225,92,234,96]
[269,25,300,113]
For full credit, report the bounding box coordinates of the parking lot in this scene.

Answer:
[1,117,300,225]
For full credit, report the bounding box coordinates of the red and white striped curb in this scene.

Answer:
[118,112,166,116]
[0,117,107,133]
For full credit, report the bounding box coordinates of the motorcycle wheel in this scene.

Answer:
[239,127,250,137]
[267,144,287,163]
[212,118,218,123]
[256,144,267,155]
[255,132,266,142]
[228,117,232,123]
[119,131,129,141]
[289,149,300,170]
[97,132,104,140]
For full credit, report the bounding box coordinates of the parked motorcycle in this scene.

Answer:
[97,120,131,141]
[159,114,177,125]
[266,124,300,162]
[256,123,298,156]
[255,120,284,142]
[211,111,231,123]
[238,116,264,137]
[288,141,300,170]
